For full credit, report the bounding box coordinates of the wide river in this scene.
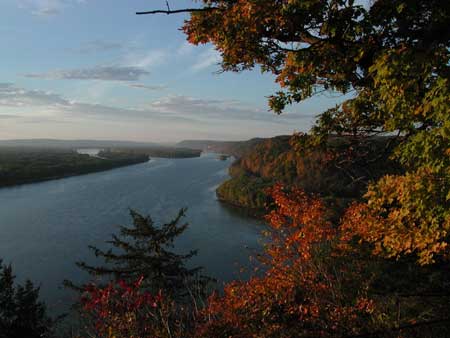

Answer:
[0,153,264,315]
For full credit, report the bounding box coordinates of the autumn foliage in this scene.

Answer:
[78,184,450,337]
[80,278,167,338]
[194,184,378,338]
[342,169,450,265]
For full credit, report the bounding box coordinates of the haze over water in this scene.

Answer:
[0,153,264,314]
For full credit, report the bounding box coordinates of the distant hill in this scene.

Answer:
[0,139,202,158]
[177,137,283,158]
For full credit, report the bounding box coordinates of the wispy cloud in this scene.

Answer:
[148,95,287,123]
[17,0,86,16]
[0,83,193,123]
[148,95,317,124]
[19,0,62,16]
[122,50,167,69]
[128,83,167,91]
[69,40,125,54]
[0,83,68,107]
[0,84,311,129]
[24,66,150,82]
[191,48,221,72]
[0,114,18,119]
[177,41,195,56]
[24,47,167,83]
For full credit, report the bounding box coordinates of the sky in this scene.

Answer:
[0,0,345,143]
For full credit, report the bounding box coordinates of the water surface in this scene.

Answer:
[0,153,264,314]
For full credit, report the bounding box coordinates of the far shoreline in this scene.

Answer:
[0,159,150,190]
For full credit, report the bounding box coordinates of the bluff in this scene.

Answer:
[216,135,400,214]
[176,138,267,158]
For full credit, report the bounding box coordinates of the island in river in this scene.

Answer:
[0,144,202,188]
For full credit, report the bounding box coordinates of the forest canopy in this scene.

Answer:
[158,0,450,265]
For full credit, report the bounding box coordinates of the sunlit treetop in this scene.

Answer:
[181,0,449,118]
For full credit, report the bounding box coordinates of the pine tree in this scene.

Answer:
[71,208,211,299]
[0,260,54,338]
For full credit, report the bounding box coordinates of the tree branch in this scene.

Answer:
[136,8,218,15]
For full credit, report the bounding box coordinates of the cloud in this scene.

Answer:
[24,66,150,82]
[0,83,68,107]
[0,84,312,130]
[177,41,195,56]
[25,0,62,16]
[0,83,193,123]
[70,40,125,54]
[148,95,318,125]
[148,95,289,123]
[128,83,167,91]
[34,7,60,15]
[24,49,166,83]
[191,48,221,72]
[0,114,18,119]
[17,0,87,16]
[122,50,167,69]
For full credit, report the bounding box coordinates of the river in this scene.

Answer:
[0,153,264,315]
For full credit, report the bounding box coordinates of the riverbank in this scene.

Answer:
[0,148,150,188]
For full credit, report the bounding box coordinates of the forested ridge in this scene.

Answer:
[177,138,266,158]
[216,134,401,213]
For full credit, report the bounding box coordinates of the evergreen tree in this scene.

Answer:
[0,260,54,338]
[71,208,211,299]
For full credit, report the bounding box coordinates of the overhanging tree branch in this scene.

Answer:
[136,7,218,15]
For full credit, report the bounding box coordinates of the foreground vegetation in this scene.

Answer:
[0,261,54,338]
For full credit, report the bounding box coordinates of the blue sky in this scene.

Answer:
[0,0,344,143]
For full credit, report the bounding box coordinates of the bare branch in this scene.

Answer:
[136,7,218,15]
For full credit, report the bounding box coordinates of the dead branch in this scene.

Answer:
[136,7,218,15]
